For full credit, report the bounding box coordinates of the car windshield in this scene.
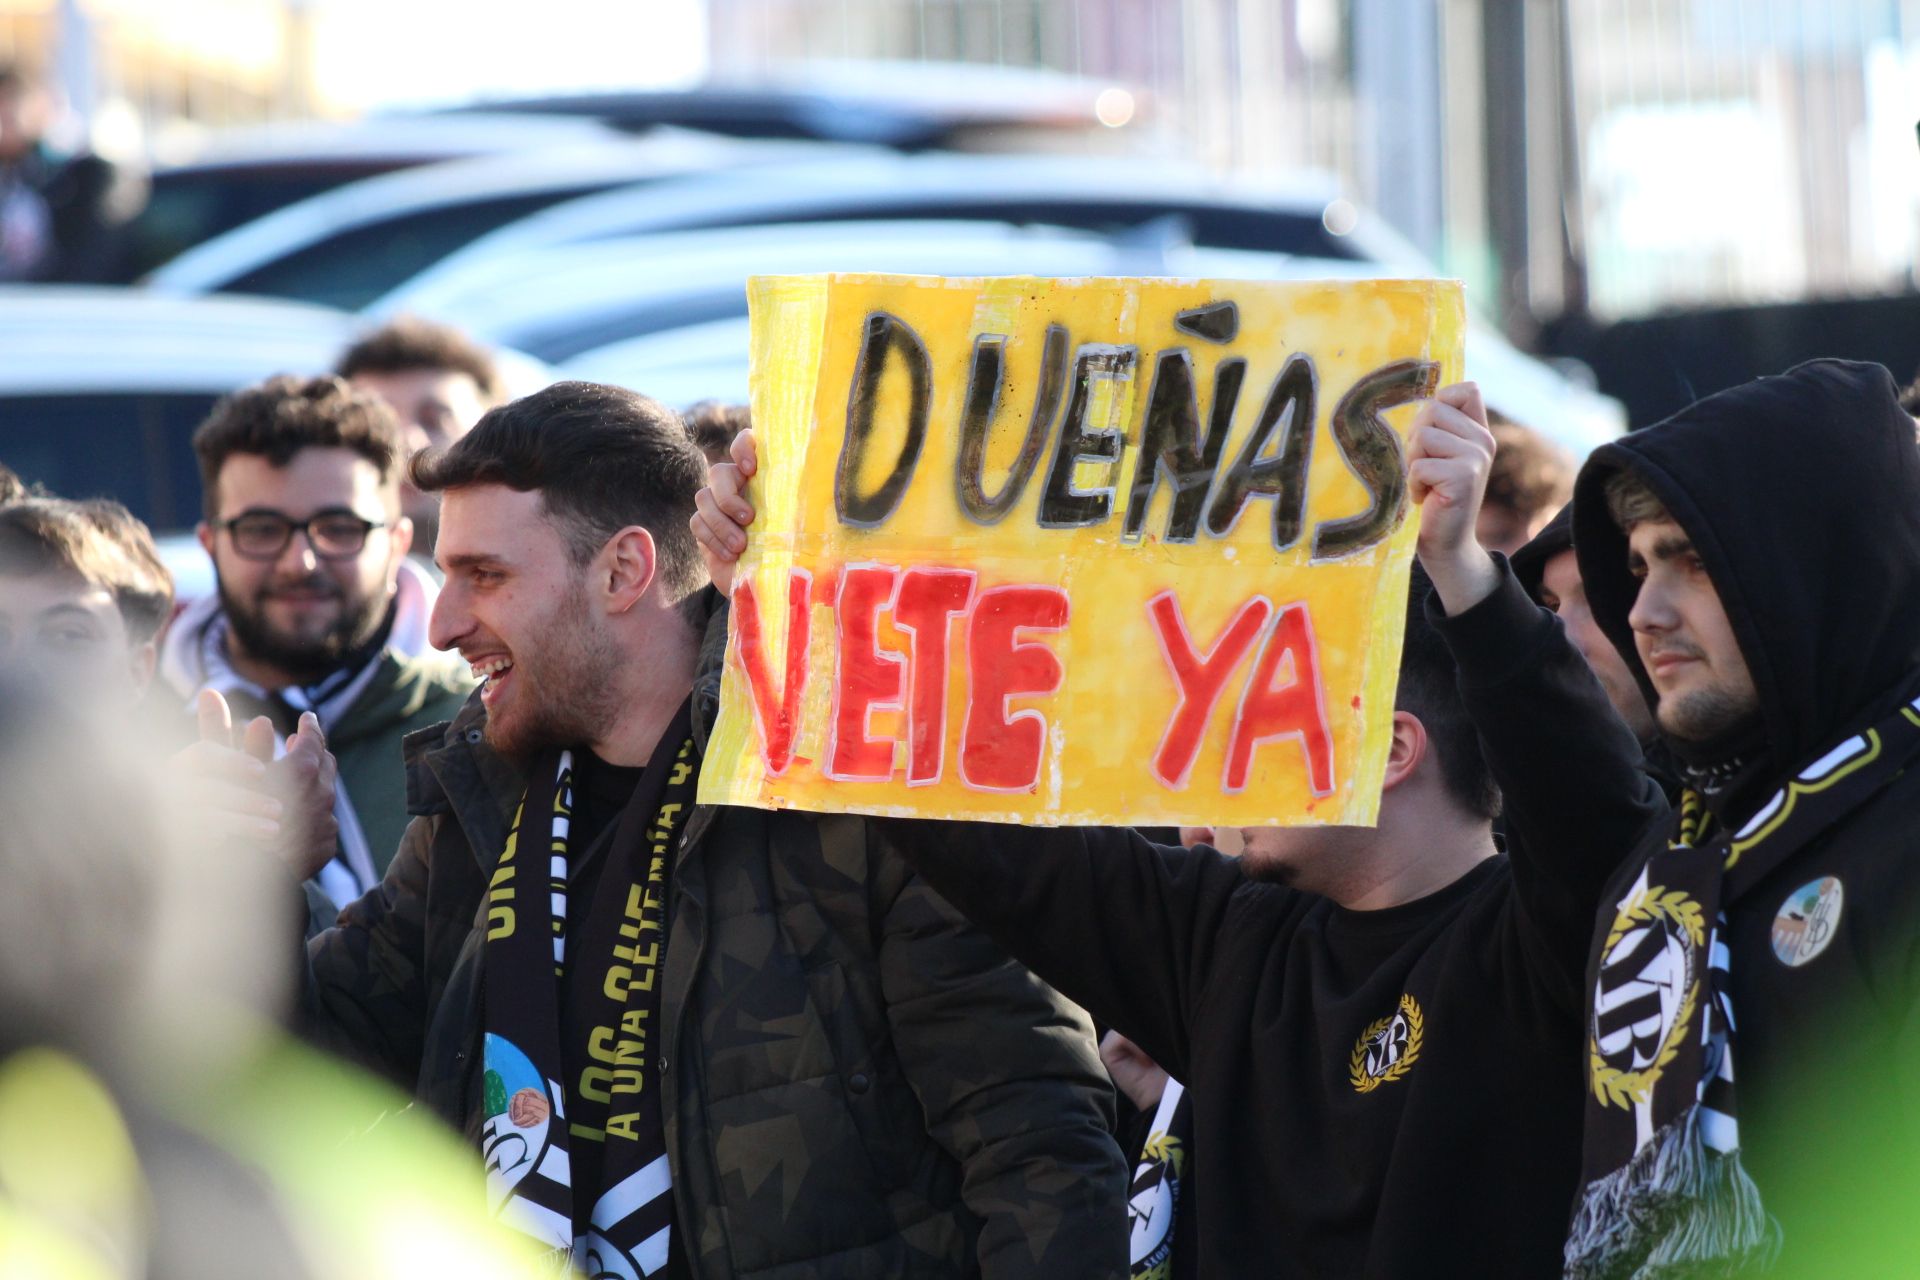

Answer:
[121,168,386,282]
[2,392,216,530]
[217,187,611,309]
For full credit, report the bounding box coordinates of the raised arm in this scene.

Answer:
[1409,384,1666,1005]
[874,818,1245,1088]
[696,428,1266,1075]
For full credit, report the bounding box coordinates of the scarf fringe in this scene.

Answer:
[1564,1105,1781,1279]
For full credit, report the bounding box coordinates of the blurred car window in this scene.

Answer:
[2,392,215,529]
[123,167,406,283]
[217,188,604,310]
[119,113,632,282]
[146,135,857,307]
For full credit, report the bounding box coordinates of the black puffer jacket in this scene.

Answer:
[304,596,1126,1279]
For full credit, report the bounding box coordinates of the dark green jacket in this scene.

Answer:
[305,607,1126,1278]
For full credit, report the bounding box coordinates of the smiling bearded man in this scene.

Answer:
[302,381,1125,1280]
[161,375,471,913]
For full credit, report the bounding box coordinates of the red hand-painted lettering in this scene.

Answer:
[1225,601,1334,794]
[893,567,978,785]
[1146,592,1274,788]
[961,585,1070,792]
[828,564,905,781]
[732,569,814,775]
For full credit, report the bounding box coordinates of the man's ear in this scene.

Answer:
[128,639,157,697]
[388,513,414,563]
[1380,710,1429,792]
[196,520,214,557]
[602,526,658,614]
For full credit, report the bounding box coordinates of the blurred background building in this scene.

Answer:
[705,0,1920,324]
[0,0,307,140]
[5,0,1920,450]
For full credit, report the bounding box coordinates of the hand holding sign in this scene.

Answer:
[692,428,758,597]
[1407,382,1502,617]
[699,274,1465,828]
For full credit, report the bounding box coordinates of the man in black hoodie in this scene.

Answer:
[692,386,1665,1277]
[1564,359,1920,1277]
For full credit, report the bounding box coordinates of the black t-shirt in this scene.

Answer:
[564,750,646,933]
[878,564,1668,1276]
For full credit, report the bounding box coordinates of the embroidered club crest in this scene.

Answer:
[1771,876,1843,967]
[1349,993,1423,1093]
[1589,886,1704,1109]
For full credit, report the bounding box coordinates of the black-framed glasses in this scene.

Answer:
[219,509,386,561]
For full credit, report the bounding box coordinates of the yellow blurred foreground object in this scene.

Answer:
[0,1038,559,1280]
[0,1049,143,1280]
[701,273,1465,829]
[184,1035,559,1278]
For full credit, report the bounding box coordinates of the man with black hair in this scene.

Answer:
[338,316,506,553]
[302,381,1125,1279]
[1561,359,1920,1277]
[682,400,752,466]
[693,383,1665,1278]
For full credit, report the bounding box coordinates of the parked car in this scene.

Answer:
[379,152,1397,311]
[439,60,1146,152]
[373,217,1626,453]
[376,219,1188,360]
[0,287,549,599]
[143,133,853,310]
[120,112,626,282]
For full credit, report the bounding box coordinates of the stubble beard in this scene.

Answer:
[221,575,392,686]
[1656,678,1760,745]
[483,595,621,760]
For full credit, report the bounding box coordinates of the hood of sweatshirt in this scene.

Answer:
[1572,359,1920,809]
[1509,500,1573,604]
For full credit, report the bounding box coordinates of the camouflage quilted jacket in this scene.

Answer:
[304,601,1126,1279]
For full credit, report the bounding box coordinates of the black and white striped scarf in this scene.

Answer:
[1566,688,1920,1277]
[482,701,697,1277]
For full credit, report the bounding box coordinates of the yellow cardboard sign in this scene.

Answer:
[697,274,1464,827]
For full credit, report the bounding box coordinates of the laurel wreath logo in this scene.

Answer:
[1589,885,1703,1110]
[1141,1131,1186,1179]
[1349,993,1424,1093]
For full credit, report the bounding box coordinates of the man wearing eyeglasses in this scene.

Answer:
[159,375,472,915]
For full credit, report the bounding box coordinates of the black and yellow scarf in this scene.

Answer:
[1566,688,1920,1278]
[480,701,697,1276]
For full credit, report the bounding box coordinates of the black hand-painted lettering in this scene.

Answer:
[1124,351,1244,542]
[1038,344,1139,528]
[1172,300,1239,344]
[836,311,932,528]
[1310,358,1436,561]
[1204,353,1317,549]
[954,324,1068,525]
